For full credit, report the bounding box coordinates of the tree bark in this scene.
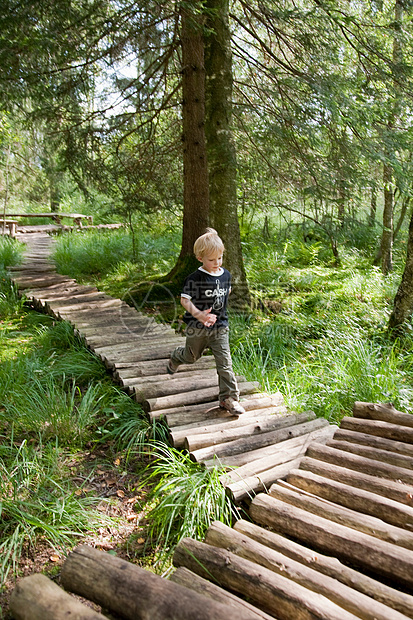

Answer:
[249,493,413,590]
[286,467,413,531]
[389,205,413,332]
[173,536,358,620]
[61,544,258,620]
[204,0,250,310]
[163,3,209,285]
[300,455,413,506]
[234,519,413,618]
[205,520,408,620]
[10,574,106,620]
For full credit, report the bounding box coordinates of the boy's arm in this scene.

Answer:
[181,296,217,327]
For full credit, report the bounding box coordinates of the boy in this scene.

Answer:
[167,228,245,416]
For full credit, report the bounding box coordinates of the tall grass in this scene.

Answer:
[142,444,240,560]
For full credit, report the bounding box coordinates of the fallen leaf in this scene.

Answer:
[117,489,125,498]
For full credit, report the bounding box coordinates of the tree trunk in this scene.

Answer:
[204,0,251,310]
[381,162,394,274]
[163,3,209,286]
[388,205,413,332]
[61,545,257,620]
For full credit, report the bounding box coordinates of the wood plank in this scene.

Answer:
[121,368,218,389]
[171,406,287,448]
[205,424,338,470]
[249,493,413,590]
[190,417,329,464]
[333,428,413,457]
[286,467,413,531]
[205,521,408,620]
[135,373,221,400]
[184,411,316,452]
[61,545,261,620]
[234,519,413,619]
[173,537,359,620]
[269,480,413,550]
[300,456,413,506]
[326,437,413,470]
[143,381,260,412]
[226,458,303,502]
[306,443,413,485]
[340,416,413,444]
[9,574,106,620]
[113,356,216,380]
[169,567,274,620]
[353,401,413,428]
[162,394,282,427]
[220,426,337,484]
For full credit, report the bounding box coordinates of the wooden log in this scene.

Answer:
[92,334,180,356]
[185,412,316,452]
[15,275,75,289]
[190,417,329,464]
[306,442,413,485]
[249,493,413,590]
[101,345,181,368]
[173,537,359,620]
[220,425,337,484]
[204,424,337,470]
[234,519,413,619]
[60,544,260,620]
[224,427,338,502]
[270,480,413,550]
[300,456,413,506]
[114,356,216,382]
[340,416,413,444]
[134,373,222,400]
[327,437,413,470]
[162,393,282,427]
[353,401,413,428]
[144,381,260,412]
[52,299,125,316]
[121,368,219,389]
[169,567,274,620]
[9,574,106,620]
[205,520,408,620]
[286,467,413,531]
[333,428,413,457]
[171,406,287,448]
[226,458,303,502]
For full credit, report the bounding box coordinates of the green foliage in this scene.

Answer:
[0,437,108,583]
[0,236,23,270]
[142,444,240,556]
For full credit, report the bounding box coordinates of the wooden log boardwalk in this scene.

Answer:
[8,231,413,619]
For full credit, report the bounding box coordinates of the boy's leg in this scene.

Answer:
[170,327,208,368]
[209,327,239,402]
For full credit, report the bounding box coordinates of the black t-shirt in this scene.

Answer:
[181,267,231,328]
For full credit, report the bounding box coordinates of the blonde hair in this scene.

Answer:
[193,227,225,258]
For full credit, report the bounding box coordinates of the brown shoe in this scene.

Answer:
[166,359,179,375]
[220,397,245,415]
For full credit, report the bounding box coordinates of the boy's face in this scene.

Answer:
[198,251,223,274]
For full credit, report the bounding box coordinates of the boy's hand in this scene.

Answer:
[201,308,217,327]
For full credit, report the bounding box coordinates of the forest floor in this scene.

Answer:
[0,441,158,617]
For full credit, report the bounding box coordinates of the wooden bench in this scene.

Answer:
[2,213,93,228]
[0,219,18,237]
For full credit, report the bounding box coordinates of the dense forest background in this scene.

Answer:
[2,1,413,612]
[2,0,413,322]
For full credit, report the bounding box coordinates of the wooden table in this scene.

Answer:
[2,213,93,228]
[0,219,18,237]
